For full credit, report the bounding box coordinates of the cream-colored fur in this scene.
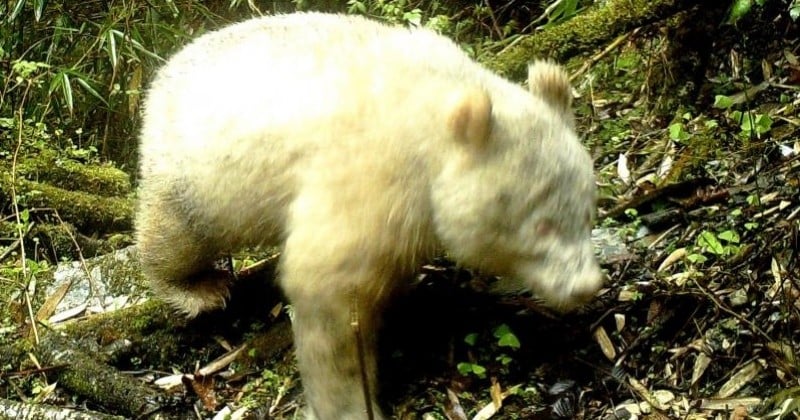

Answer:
[136,12,602,420]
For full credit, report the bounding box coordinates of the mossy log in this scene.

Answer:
[0,256,292,417]
[9,149,132,197]
[0,174,133,234]
[30,333,164,417]
[0,322,165,417]
[1,298,292,417]
[486,0,700,80]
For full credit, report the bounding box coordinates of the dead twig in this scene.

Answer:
[571,29,638,81]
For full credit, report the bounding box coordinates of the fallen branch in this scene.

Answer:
[34,333,164,417]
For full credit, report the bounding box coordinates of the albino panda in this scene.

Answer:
[136,12,602,420]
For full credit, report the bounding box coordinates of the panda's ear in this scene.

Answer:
[447,87,492,149]
[527,60,573,114]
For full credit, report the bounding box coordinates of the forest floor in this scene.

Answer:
[371,27,800,420]
[1,14,799,420]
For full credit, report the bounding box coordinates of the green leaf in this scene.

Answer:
[112,30,163,62]
[698,231,724,255]
[464,333,478,346]
[50,72,74,114]
[668,123,681,138]
[791,4,800,21]
[347,0,367,14]
[457,362,486,378]
[668,122,688,141]
[457,362,472,375]
[493,324,512,338]
[493,324,521,349]
[755,114,773,134]
[687,253,708,264]
[403,9,422,26]
[728,0,753,24]
[713,95,734,109]
[9,0,26,21]
[497,354,513,366]
[33,0,45,21]
[718,230,740,244]
[548,0,580,24]
[471,364,486,378]
[12,60,49,79]
[106,30,118,70]
[498,333,520,349]
[74,76,109,106]
[740,113,754,133]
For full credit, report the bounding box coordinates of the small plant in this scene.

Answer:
[730,208,759,231]
[616,208,643,239]
[668,113,693,142]
[346,0,423,26]
[730,110,773,138]
[713,95,735,109]
[458,324,521,378]
[457,361,488,378]
[493,324,520,367]
[459,332,487,378]
[713,95,773,139]
[687,229,742,263]
[239,368,289,409]
[493,324,521,350]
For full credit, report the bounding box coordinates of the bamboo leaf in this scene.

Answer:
[106,30,118,70]
[61,72,74,114]
[74,75,109,106]
[9,0,26,21]
[129,37,164,61]
[112,29,164,62]
[33,0,45,21]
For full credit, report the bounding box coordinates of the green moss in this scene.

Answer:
[486,0,695,81]
[0,173,133,233]
[13,149,132,197]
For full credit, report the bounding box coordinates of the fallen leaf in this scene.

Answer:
[658,248,687,272]
[716,360,763,398]
[593,326,617,361]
